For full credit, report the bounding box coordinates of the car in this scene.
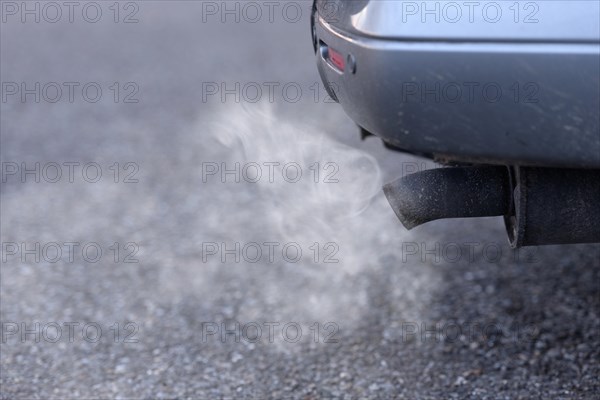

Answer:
[311,0,600,247]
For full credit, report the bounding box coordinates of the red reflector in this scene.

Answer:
[328,47,345,71]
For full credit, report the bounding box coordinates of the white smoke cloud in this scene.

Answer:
[154,102,439,341]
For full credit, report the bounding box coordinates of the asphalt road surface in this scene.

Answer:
[1,2,599,399]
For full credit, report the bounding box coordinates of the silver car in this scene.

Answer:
[312,0,600,246]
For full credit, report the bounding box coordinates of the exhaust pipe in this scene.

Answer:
[383,166,511,230]
[384,166,600,247]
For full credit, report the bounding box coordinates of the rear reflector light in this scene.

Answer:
[328,47,345,71]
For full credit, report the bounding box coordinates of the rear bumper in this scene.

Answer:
[313,2,600,168]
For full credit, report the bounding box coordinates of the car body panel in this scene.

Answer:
[313,0,600,168]
[321,0,600,42]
